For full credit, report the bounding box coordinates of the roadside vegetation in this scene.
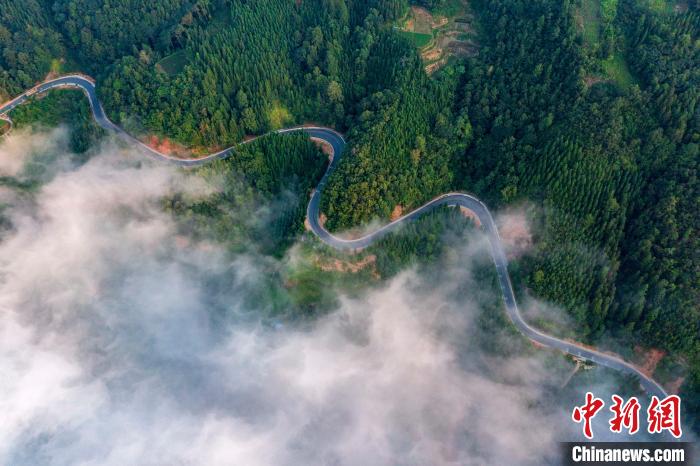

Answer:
[168,132,327,257]
[8,89,104,153]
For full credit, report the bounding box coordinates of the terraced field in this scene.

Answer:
[395,3,479,74]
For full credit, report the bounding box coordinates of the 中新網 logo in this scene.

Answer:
[571,392,682,439]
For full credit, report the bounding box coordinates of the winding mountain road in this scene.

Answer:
[1,75,668,399]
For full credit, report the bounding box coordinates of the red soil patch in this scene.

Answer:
[310,137,334,161]
[410,7,431,33]
[425,59,448,75]
[316,254,378,277]
[459,206,482,228]
[584,75,606,87]
[635,346,666,378]
[404,18,415,31]
[390,205,404,221]
[144,135,193,158]
[411,6,447,32]
[530,339,547,349]
[423,48,442,61]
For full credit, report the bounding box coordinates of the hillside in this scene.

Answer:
[1,0,698,437]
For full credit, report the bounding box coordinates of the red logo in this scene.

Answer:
[572,392,605,439]
[609,395,640,434]
[647,395,682,438]
[572,393,682,439]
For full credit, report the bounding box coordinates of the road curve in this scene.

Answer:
[1,75,668,399]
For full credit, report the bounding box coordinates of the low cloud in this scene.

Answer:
[0,130,636,465]
[520,295,577,338]
[0,127,73,178]
[496,204,534,259]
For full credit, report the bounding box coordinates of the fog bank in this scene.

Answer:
[0,131,593,465]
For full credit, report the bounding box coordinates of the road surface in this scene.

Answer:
[0,75,668,399]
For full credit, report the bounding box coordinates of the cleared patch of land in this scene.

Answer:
[315,254,379,277]
[646,0,687,13]
[576,0,637,90]
[395,2,479,75]
[579,0,601,46]
[143,134,194,158]
[390,205,404,221]
[156,50,189,76]
[601,52,635,89]
[397,30,433,48]
[583,52,636,91]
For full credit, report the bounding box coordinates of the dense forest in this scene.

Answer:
[0,0,64,98]
[9,89,104,153]
[167,132,326,256]
[0,0,698,433]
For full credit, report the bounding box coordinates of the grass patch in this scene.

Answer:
[268,103,293,130]
[397,30,433,48]
[600,0,619,22]
[602,52,635,89]
[50,58,63,74]
[156,50,189,76]
[581,0,602,46]
[645,0,677,13]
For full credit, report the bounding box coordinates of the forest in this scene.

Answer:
[0,0,698,434]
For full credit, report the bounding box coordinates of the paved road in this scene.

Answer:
[1,75,668,399]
